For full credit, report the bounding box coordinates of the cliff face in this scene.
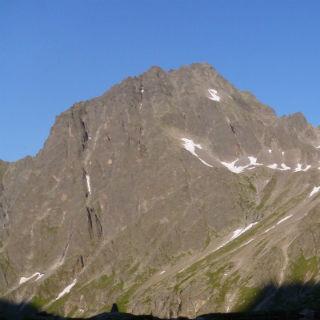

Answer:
[1,63,320,318]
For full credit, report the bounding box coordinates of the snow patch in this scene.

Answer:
[208,89,221,102]
[221,159,244,173]
[230,223,258,241]
[264,225,276,234]
[276,215,293,225]
[178,267,186,274]
[221,156,262,174]
[85,174,91,195]
[264,216,293,233]
[280,163,291,171]
[294,164,311,172]
[248,156,263,166]
[304,165,311,172]
[160,217,169,224]
[240,238,254,247]
[35,273,44,281]
[19,272,44,285]
[309,186,320,198]
[267,163,278,169]
[294,164,303,172]
[264,215,293,233]
[267,163,291,171]
[55,279,77,301]
[215,222,258,252]
[181,138,213,167]
[177,221,258,274]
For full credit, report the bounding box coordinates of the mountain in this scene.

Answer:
[1,63,320,318]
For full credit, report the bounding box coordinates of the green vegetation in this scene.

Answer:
[78,272,115,293]
[47,295,68,314]
[168,251,190,266]
[30,295,49,309]
[234,286,260,311]
[177,257,205,280]
[93,273,114,290]
[43,224,59,234]
[116,267,156,312]
[237,177,256,212]
[244,176,257,194]
[174,273,194,292]
[116,285,136,312]
[207,265,240,308]
[204,231,211,249]
[289,254,318,282]
[256,176,277,211]
[0,254,15,285]
[126,262,139,276]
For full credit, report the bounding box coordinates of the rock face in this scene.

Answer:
[1,63,320,318]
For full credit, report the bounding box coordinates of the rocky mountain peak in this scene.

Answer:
[1,63,320,318]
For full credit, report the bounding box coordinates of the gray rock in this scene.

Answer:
[1,63,320,318]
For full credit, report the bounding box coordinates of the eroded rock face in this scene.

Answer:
[1,63,320,318]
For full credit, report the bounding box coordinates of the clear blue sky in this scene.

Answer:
[1,1,320,161]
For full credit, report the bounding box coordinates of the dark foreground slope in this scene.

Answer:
[1,63,320,318]
[2,283,320,319]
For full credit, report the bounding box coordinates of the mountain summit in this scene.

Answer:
[1,63,320,318]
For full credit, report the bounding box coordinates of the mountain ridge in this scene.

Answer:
[2,63,318,163]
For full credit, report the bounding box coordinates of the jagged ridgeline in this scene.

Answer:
[1,63,320,318]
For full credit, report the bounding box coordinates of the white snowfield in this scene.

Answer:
[294,164,311,172]
[221,157,262,174]
[267,163,278,169]
[55,279,77,301]
[264,225,275,234]
[276,215,293,225]
[181,138,213,167]
[221,159,245,174]
[180,138,314,174]
[179,221,258,275]
[85,174,92,195]
[19,272,44,285]
[224,159,311,173]
[208,89,221,102]
[219,157,311,174]
[266,163,292,171]
[264,214,294,234]
[215,222,258,251]
[230,223,258,241]
[248,156,263,166]
[280,163,291,170]
[309,186,320,198]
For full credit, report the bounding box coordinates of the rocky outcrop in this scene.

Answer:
[1,63,320,318]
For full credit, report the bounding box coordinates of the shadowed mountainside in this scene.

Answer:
[1,283,320,319]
